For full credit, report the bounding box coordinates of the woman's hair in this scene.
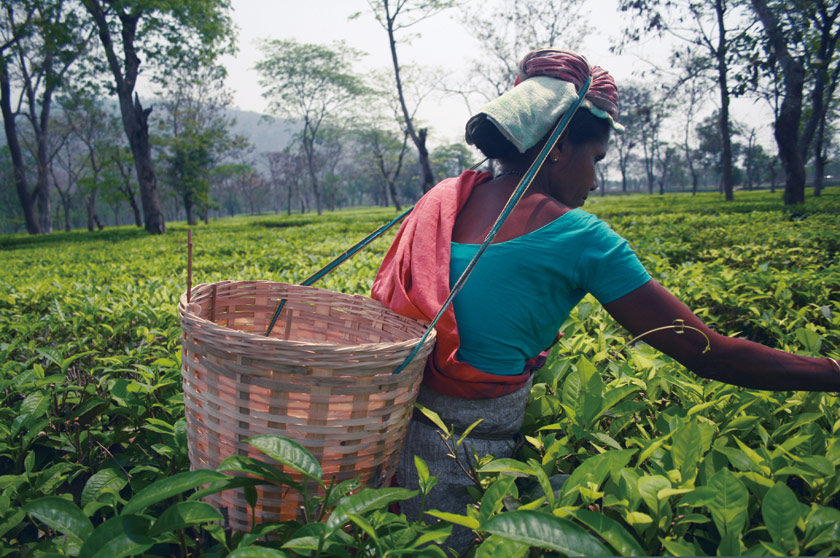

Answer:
[470,108,612,162]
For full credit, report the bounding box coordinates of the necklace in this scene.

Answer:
[493,170,524,179]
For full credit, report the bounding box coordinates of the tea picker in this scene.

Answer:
[177,74,592,530]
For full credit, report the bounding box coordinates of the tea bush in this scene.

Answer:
[1,190,838,557]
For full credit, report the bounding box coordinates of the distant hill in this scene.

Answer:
[228,108,299,155]
[0,103,298,157]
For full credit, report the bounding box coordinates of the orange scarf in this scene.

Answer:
[371,170,540,399]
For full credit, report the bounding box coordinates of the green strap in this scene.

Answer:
[264,207,413,337]
[392,75,593,374]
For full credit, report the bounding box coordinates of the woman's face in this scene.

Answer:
[550,138,608,208]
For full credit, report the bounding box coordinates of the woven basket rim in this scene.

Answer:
[178,279,436,353]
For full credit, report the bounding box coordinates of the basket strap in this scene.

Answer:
[265,207,414,336]
[393,75,593,375]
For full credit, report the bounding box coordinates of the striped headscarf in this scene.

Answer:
[515,48,619,122]
[466,48,623,155]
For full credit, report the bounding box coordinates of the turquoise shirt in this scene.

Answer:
[449,208,650,375]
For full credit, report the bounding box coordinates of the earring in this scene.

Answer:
[550,156,559,163]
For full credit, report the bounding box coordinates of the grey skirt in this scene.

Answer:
[395,378,532,553]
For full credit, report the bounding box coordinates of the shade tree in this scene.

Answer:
[617,0,757,202]
[1,0,94,234]
[255,39,367,216]
[356,0,456,194]
[80,0,235,233]
[747,0,840,202]
[156,64,241,226]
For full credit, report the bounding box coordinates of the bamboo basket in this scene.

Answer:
[178,280,434,530]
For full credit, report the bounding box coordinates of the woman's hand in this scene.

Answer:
[603,279,840,392]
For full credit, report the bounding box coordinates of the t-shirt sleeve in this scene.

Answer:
[575,217,650,304]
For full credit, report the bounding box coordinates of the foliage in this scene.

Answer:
[460,0,592,100]
[1,190,839,556]
[255,39,368,216]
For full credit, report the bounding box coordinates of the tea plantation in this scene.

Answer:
[1,189,839,557]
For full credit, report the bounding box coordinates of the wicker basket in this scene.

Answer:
[178,280,434,530]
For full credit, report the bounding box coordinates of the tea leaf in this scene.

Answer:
[326,487,417,531]
[247,435,323,481]
[121,470,227,515]
[23,497,93,545]
[708,469,749,537]
[482,510,610,556]
[570,508,644,556]
[762,482,799,546]
[78,515,154,558]
[148,501,223,536]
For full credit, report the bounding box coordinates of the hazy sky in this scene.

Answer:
[217,0,774,149]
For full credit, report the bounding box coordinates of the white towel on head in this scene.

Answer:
[468,76,625,154]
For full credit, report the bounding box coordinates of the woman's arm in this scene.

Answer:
[602,279,840,392]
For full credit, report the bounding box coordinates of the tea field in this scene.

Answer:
[1,189,840,557]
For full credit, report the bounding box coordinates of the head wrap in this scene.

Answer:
[466,48,624,155]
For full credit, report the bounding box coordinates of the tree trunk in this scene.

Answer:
[84,0,166,232]
[129,194,142,227]
[813,135,825,197]
[85,194,103,231]
[184,192,195,226]
[0,60,40,234]
[715,0,734,202]
[386,179,402,211]
[384,8,434,193]
[301,123,322,215]
[123,94,166,231]
[61,194,71,232]
[751,0,806,205]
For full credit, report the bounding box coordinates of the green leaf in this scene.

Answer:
[148,501,223,536]
[19,391,50,417]
[717,531,742,556]
[23,497,94,544]
[480,477,517,523]
[425,510,480,529]
[121,469,227,515]
[0,509,25,539]
[189,476,268,501]
[477,458,534,477]
[226,545,292,557]
[561,449,636,506]
[638,475,671,516]
[671,421,701,482]
[217,455,299,487]
[456,418,484,448]
[81,469,127,508]
[661,538,699,556]
[803,505,840,549]
[794,327,821,353]
[247,435,323,481]
[475,535,530,558]
[347,513,378,542]
[482,510,610,556]
[570,508,644,556]
[707,469,748,537]
[761,482,799,546]
[78,515,154,558]
[326,487,417,531]
[414,403,449,435]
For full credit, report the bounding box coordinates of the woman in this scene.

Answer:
[371,48,840,551]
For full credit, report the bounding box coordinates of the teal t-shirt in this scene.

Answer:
[449,208,650,375]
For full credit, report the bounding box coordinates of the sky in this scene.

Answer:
[216,0,775,150]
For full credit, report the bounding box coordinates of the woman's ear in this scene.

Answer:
[549,137,573,166]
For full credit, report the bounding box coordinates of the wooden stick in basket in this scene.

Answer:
[264,207,413,337]
[187,229,193,303]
